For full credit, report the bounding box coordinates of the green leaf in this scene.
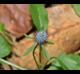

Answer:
[68,54,80,66]
[72,4,80,16]
[51,59,61,68]
[24,42,37,56]
[30,4,48,31]
[57,54,80,70]
[46,40,54,44]
[41,45,50,59]
[0,23,5,33]
[0,35,12,58]
[50,54,80,70]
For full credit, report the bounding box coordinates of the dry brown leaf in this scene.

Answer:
[0,4,33,38]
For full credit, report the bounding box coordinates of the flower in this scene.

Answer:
[35,31,47,44]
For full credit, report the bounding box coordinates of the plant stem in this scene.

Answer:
[43,57,56,69]
[38,45,48,70]
[39,45,42,63]
[24,34,34,39]
[0,58,27,70]
[38,45,44,70]
[33,44,40,69]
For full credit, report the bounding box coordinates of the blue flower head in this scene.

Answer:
[36,31,47,44]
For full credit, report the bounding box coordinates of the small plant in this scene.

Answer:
[24,4,54,69]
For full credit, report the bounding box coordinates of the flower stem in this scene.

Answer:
[33,44,40,69]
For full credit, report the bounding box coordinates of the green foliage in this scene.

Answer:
[25,4,49,57]
[0,35,12,58]
[72,4,80,16]
[68,54,80,66]
[47,54,80,70]
[0,23,12,58]
[30,4,48,31]
[46,40,54,44]
[0,23,5,33]
[41,45,50,59]
[57,54,80,70]
[24,42,37,56]
[24,4,51,69]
